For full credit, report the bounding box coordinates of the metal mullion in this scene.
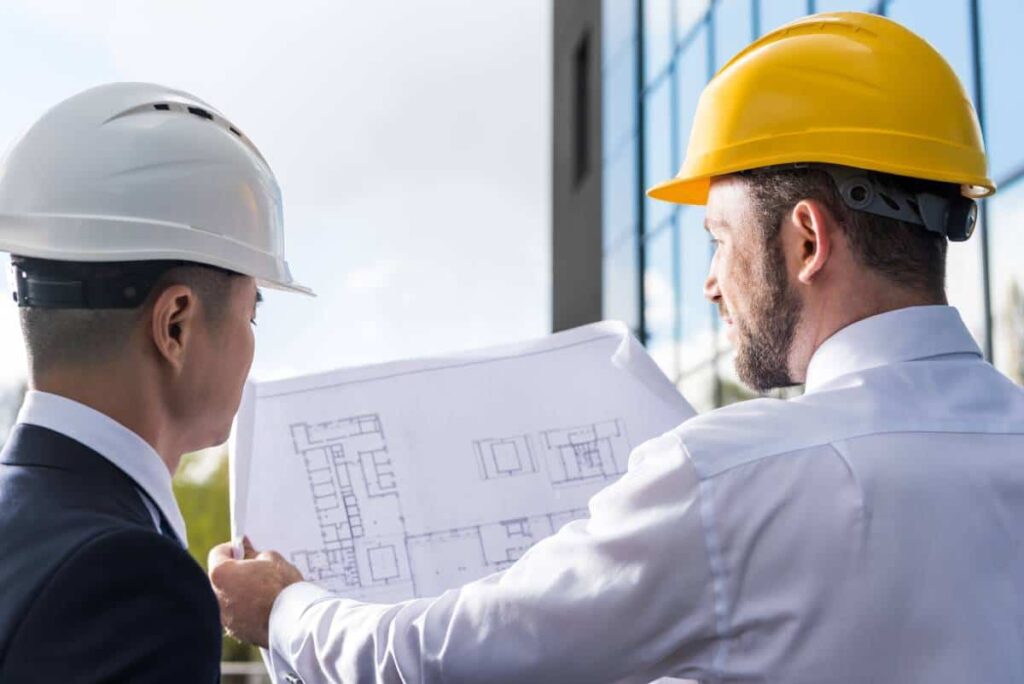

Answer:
[969,0,994,362]
[636,0,648,346]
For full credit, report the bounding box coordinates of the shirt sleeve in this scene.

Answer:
[266,432,721,684]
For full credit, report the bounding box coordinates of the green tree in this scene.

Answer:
[173,448,262,663]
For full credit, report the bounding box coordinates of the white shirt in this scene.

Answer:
[266,305,1024,683]
[16,390,188,547]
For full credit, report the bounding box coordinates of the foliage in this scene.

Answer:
[173,448,262,663]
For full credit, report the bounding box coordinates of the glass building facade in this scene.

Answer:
[600,0,1024,411]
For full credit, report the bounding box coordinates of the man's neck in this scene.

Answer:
[31,366,183,474]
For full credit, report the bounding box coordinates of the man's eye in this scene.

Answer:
[250,317,258,327]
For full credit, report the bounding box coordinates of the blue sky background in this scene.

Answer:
[0,0,551,387]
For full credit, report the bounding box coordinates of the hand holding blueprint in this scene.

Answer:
[231,321,695,603]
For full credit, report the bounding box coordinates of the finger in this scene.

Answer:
[257,549,285,563]
[208,541,236,570]
[242,535,258,559]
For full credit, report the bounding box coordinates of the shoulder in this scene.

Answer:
[4,527,221,679]
[671,393,861,480]
[39,526,217,615]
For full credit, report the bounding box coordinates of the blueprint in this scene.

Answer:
[231,321,695,603]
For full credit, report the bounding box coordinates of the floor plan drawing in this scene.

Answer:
[288,415,414,600]
[474,435,539,480]
[541,419,629,487]
[288,414,596,598]
[235,322,696,605]
[405,508,588,596]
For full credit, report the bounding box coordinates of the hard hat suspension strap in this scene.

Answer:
[820,164,978,242]
[9,258,233,310]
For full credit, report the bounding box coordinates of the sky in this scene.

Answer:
[0,0,551,389]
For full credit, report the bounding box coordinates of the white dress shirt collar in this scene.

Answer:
[804,304,982,394]
[15,390,188,546]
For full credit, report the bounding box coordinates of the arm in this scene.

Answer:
[261,433,720,683]
[2,528,222,683]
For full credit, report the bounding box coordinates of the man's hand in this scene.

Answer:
[208,537,304,648]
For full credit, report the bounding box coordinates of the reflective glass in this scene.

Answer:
[674,24,709,173]
[980,0,1024,183]
[602,136,638,250]
[988,181,1024,383]
[602,0,637,69]
[603,237,640,330]
[887,0,975,97]
[643,77,674,233]
[679,362,716,412]
[759,0,808,35]
[713,0,755,71]
[602,46,636,161]
[814,0,883,12]
[677,207,715,373]
[644,0,674,85]
[644,224,679,379]
[946,221,988,353]
[676,0,712,43]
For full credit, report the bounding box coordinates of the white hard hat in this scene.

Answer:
[0,82,312,296]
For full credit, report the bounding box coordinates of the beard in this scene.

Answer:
[732,236,803,391]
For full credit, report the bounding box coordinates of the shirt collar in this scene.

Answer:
[804,305,982,394]
[15,390,188,547]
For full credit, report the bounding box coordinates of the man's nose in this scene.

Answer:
[704,269,721,304]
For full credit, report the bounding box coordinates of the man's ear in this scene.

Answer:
[788,199,836,285]
[149,284,197,371]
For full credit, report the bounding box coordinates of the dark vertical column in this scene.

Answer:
[969,0,994,362]
[552,0,604,332]
[636,0,648,344]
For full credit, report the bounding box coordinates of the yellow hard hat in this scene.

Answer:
[647,12,995,205]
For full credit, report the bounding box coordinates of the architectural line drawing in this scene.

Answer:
[540,419,629,487]
[474,435,539,480]
[287,414,616,600]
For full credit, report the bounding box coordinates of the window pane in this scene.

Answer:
[679,362,716,413]
[674,24,709,177]
[988,181,1024,383]
[946,218,988,352]
[678,207,715,373]
[760,0,808,35]
[980,0,1024,183]
[644,224,678,379]
[887,0,975,98]
[713,0,754,71]
[602,0,636,69]
[644,0,673,85]
[643,77,674,233]
[603,237,640,330]
[603,136,637,250]
[602,47,636,161]
[814,0,882,12]
[676,0,711,43]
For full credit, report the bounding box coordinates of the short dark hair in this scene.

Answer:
[19,264,238,373]
[738,166,950,299]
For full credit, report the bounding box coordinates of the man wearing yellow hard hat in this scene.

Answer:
[209,13,1024,683]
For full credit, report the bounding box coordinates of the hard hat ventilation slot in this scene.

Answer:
[152,103,170,111]
[229,126,243,137]
[187,106,214,121]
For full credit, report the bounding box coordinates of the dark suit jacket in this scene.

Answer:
[0,423,222,682]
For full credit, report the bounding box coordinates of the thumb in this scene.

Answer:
[242,535,258,560]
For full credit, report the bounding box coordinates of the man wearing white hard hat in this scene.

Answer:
[0,83,311,681]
